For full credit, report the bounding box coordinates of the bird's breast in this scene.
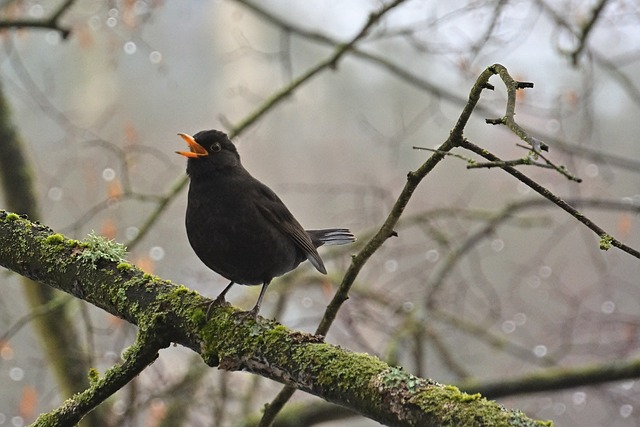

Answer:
[185,178,302,285]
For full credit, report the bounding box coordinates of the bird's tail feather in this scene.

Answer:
[306,228,356,247]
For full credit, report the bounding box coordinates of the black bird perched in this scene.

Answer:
[176,129,355,318]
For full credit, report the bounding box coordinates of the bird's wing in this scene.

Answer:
[253,184,327,274]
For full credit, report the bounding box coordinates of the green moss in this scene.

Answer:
[45,233,65,245]
[191,308,207,325]
[172,285,194,295]
[378,365,429,392]
[297,346,387,404]
[32,412,56,425]
[87,368,100,386]
[379,366,409,387]
[77,231,127,269]
[105,273,153,316]
[116,287,128,303]
[455,392,482,402]
[121,342,138,361]
[407,384,552,427]
[599,234,613,250]
[5,212,19,221]
[65,239,80,247]
[116,262,133,271]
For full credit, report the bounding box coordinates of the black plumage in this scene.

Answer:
[177,130,355,317]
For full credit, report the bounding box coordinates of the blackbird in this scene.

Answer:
[176,129,355,318]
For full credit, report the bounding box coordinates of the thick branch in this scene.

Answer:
[0,211,548,427]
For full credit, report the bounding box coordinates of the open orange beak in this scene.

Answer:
[176,133,208,158]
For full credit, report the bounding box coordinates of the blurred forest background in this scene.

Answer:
[1,0,640,426]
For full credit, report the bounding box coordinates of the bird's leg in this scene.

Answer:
[214,281,235,305]
[246,281,270,319]
[206,281,235,319]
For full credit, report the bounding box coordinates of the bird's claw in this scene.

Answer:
[205,296,231,320]
[233,307,259,322]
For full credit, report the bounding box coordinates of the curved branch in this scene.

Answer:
[315,65,501,336]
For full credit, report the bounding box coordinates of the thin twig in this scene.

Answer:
[460,139,640,259]
[413,145,477,164]
[231,0,408,138]
[469,157,552,169]
[0,0,77,38]
[514,143,582,182]
[570,0,610,65]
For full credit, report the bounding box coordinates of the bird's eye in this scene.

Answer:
[210,142,222,152]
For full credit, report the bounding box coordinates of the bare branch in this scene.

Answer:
[462,357,640,399]
[570,0,610,65]
[461,138,640,260]
[0,0,77,39]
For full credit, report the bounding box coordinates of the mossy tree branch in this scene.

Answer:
[0,211,549,427]
[31,327,169,426]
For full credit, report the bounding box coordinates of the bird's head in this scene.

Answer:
[176,129,241,174]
